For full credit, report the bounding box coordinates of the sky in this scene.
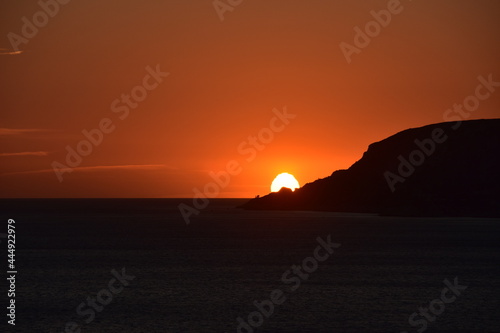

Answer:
[1,0,499,198]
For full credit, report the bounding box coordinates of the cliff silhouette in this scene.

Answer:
[241,119,500,217]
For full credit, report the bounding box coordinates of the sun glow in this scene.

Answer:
[271,173,300,192]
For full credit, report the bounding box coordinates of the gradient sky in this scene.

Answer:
[1,0,499,198]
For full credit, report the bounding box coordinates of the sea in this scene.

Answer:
[0,199,499,333]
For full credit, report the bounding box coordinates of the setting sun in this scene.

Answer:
[271,173,300,192]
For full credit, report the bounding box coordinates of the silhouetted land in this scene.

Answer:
[242,119,500,217]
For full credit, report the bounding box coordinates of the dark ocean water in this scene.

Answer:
[0,199,499,332]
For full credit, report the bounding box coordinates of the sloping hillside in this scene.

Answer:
[241,119,500,217]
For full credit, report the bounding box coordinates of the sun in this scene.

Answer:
[271,173,300,192]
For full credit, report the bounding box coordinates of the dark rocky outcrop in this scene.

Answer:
[241,119,500,217]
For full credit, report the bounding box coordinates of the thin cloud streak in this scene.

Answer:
[0,151,49,157]
[2,164,173,177]
[0,49,23,56]
[0,128,55,136]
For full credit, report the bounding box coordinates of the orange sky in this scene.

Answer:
[1,0,499,198]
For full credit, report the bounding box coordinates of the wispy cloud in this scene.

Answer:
[2,164,173,177]
[0,128,54,136]
[0,151,49,157]
[68,164,170,173]
[0,48,23,56]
